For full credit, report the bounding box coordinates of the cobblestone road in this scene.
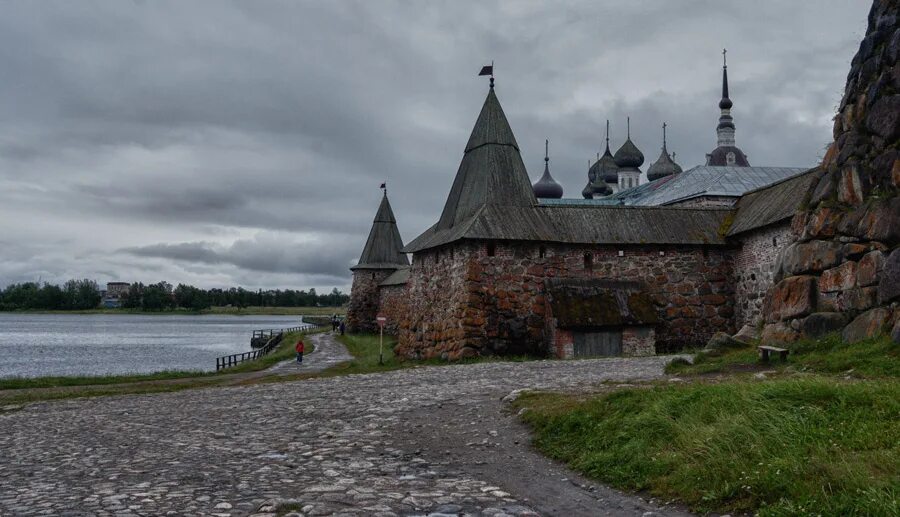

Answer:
[0,335,690,517]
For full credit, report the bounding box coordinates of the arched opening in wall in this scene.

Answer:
[487,242,496,257]
[539,245,546,259]
[751,273,756,281]
[584,252,593,273]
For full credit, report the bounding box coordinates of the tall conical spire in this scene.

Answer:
[533,139,563,199]
[706,48,750,166]
[351,191,409,270]
[436,85,536,230]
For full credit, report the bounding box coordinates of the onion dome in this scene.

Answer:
[613,118,644,168]
[532,139,563,199]
[647,123,681,181]
[598,120,620,184]
[591,179,612,197]
[582,180,594,199]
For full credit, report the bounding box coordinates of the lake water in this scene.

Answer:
[0,313,308,379]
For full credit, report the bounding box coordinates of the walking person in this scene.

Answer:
[295,338,305,364]
[339,321,345,336]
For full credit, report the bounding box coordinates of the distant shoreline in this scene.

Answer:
[0,306,346,317]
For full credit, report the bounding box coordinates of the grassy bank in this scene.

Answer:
[666,333,898,378]
[516,378,900,516]
[328,334,402,375]
[1,306,345,316]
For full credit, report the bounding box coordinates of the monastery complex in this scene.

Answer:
[348,44,900,360]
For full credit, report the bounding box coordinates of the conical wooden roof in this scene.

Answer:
[435,87,537,231]
[351,193,409,270]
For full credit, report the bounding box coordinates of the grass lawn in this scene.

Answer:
[516,331,900,516]
[666,333,899,378]
[516,378,900,516]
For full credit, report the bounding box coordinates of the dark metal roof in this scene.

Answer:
[436,87,537,231]
[404,203,731,252]
[728,168,820,236]
[613,138,644,168]
[351,193,410,270]
[379,267,410,286]
[532,141,563,199]
[706,145,750,167]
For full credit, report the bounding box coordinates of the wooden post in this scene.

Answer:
[379,324,384,366]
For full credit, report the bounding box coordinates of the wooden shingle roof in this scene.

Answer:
[435,87,537,231]
[728,168,820,236]
[404,204,731,252]
[351,193,409,270]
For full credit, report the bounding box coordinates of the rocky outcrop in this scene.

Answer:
[761,0,899,345]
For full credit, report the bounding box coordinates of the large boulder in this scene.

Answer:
[842,307,892,343]
[879,249,900,303]
[892,318,900,345]
[818,261,858,293]
[778,241,843,276]
[857,250,885,287]
[733,324,760,344]
[858,197,900,242]
[705,332,749,351]
[801,312,848,339]
[763,276,818,323]
[760,322,800,346]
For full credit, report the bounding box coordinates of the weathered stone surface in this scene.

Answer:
[803,207,843,239]
[893,157,900,188]
[892,318,900,344]
[760,321,800,345]
[704,332,749,351]
[801,312,848,339]
[808,168,838,206]
[879,249,900,303]
[865,94,900,141]
[837,163,865,204]
[842,307,892,343]
[857,250,885,286]
[859,197,900,242]
[842,242,869,259]
[818,261,858,293]
[733,324,760,343]
[763,275,818,323]
[778,241,843,276]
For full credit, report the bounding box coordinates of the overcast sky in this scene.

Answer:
[0,1,869,292]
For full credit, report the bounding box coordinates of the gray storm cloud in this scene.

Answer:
[0,1,868,291]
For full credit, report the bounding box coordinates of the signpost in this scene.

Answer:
[376,315,387,365]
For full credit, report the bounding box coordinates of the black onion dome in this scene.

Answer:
[533,139,563,199]
[582,180,594,199]
[613,138,644,168]
[598,146,619,183]
[591,179,612,196]
[647,148,679,181]
[719,96,733,110]
[588,160,601,183]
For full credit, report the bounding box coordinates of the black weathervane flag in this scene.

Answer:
[478,65,493,76]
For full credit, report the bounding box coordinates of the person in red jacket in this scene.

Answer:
[295,339,305,364]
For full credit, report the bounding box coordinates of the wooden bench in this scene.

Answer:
[758,345,789,362]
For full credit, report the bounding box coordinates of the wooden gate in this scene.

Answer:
[573,330,622,357]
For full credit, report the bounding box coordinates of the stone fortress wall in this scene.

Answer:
[346,269,393,334]
[394,239,736,359]
[731,224,795,329]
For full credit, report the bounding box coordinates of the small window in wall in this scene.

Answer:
[772,237,778,247]
[371,272,376,280]
[751,273,757,281]
[487,242,496,257]
[584,252,593,273]
[539,245,546,258]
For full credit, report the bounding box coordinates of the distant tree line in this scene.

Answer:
[0,279,102,311]
[0,280,349,311]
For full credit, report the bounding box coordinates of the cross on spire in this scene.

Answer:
[605,119,610,146]
[723,48,727,68]
[544,139,549,163]
[662,122,667,148]
[627,116,631,139]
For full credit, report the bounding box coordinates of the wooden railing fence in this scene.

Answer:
[215,320,327,371]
